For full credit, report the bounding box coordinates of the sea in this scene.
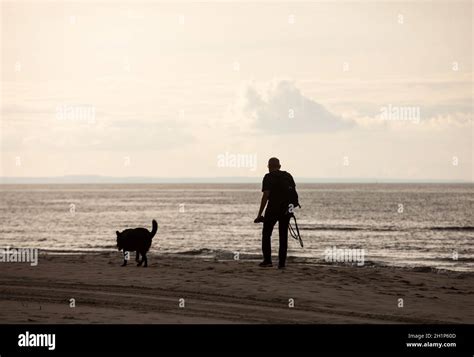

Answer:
[1,183,473,272]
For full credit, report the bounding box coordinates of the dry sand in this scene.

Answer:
[0,252,473,324]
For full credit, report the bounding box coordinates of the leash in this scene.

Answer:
[289,213,304,248]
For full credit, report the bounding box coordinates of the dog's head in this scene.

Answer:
[116,231,123,250]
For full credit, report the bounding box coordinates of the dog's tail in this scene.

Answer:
[150,219,158,239]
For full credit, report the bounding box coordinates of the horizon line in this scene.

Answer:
[0,175,472,184]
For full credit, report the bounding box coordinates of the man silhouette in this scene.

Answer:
[254,157,296,269]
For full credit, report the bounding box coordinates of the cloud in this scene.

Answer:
[338,103,472,130]
[240,80,354,133]
[333,101,472,120]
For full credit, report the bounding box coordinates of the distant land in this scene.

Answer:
[0,176,471,184]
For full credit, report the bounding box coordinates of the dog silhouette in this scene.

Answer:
[116,219,158,267]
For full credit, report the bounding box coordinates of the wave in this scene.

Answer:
[299,225,474,232]
[300,226,396,232]
[432,256,474,263]
[430,226,474,231]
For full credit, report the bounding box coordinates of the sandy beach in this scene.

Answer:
[1,252,473,324]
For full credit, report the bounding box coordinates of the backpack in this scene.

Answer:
[278,172,300,215]
[288,185,300,211]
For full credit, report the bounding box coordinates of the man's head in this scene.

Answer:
[267,157,281,172]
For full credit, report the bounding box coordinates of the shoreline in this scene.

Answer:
[1,251,473,324]
[3,248,473,274]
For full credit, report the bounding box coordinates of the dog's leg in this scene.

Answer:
[121,250,127,267]
[135,251,140,262]
[122,249,127,267]
[142,251,148,267]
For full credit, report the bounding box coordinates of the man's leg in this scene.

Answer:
[262,215,277,264]
[278,214,291,267]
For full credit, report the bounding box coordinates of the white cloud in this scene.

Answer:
[239,80,354,134]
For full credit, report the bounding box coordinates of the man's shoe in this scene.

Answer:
[278,264,286,269]
[259,262,273,268]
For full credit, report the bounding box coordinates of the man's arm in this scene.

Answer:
[255,191,270,222]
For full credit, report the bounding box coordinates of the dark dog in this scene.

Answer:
[116,219,158,267]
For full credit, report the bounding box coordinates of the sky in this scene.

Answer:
[1,1,472,181]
